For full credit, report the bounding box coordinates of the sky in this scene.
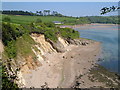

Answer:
[1,0,120,2]
[2,2,118,17]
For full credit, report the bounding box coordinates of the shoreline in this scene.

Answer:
[20,39,104,88]
[59,23,118,29]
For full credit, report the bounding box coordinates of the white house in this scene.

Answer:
[52,21,63,24]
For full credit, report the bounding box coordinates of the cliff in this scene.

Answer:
[1,33,70,87]
[0,40,4,59]
[2,33,96,88]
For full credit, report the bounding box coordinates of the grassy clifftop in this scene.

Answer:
[2,21,79,59]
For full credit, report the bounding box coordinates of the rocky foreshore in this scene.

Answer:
[71,64,120,88]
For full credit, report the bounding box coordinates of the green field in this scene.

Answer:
[1,14,118,25]
[1,14,78,24]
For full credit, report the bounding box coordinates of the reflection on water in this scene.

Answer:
[75,24,119,74]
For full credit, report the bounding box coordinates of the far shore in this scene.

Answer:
[59,23,118,29]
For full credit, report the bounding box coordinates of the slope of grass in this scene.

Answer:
[16,34,36,57]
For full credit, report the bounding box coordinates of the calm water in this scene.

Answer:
[75,24,119,74]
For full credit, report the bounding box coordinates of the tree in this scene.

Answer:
[43,10,47,16]
[2,10,34,16]
[52,11,59,16]
[36,11,39,15]
[101,6,120,15]
[39,11,43,16]
[47,10,50,15]
[52,11,56,16]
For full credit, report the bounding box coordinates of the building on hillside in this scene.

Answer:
[52,21,63,24]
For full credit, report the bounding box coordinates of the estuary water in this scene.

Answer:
[75,24,119,74]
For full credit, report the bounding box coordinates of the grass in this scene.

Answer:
[16,34,36,57]
[1,14,77,24]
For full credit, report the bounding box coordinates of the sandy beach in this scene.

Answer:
[20,39,106,88]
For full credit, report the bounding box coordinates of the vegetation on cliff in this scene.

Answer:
[2,65,19,89]
[2,19,79,61]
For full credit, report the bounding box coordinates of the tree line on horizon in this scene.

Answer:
[1,10,63,17]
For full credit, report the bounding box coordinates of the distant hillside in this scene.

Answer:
[1,14,118,25]
[1,14,90,25]
[87,16,118,24]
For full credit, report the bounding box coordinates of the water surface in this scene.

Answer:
[75,24,119,74]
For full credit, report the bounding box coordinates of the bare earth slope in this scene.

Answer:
[0,40,4,59]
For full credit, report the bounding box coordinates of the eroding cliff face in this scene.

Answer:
[5,54,42,87]
[58,37,69,47]
[31,33,69,53]
[49,37,69,53]
[13,34,70,87]
[3,33,93,88]
[31,33,57,55]
[0,40,4,59]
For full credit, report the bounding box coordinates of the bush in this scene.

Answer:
[3,17,11,22]
[44,29,58,42]
[2,65,18,89]
[2,22,25,45]
[59,28,79,39]
[44,22,55,27]
[5,41,17,59]
[36,18,42,23]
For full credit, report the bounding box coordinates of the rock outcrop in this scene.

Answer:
[31,34,69,53]
[31,33,57,55]
[66,38,93,46]
[47,39,66,53]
